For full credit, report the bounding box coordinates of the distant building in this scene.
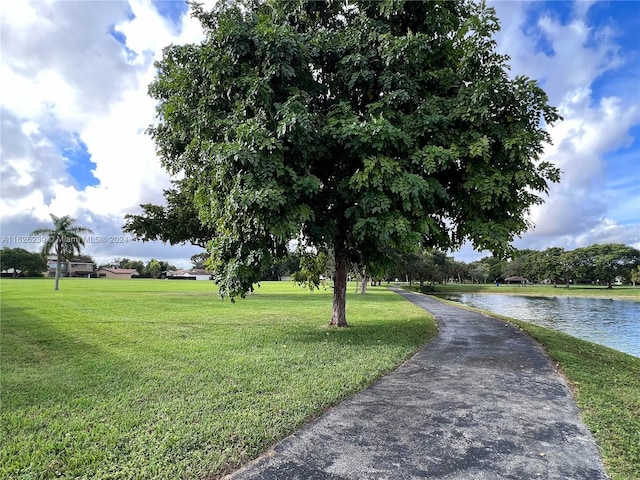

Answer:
[47,255,96,278]
[166,269,214,281]
[96,268,140,279]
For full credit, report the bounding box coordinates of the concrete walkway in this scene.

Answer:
[226,289,608,480]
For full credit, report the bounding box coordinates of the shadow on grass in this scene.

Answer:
[2,290,437,408]
[1,305,145,409]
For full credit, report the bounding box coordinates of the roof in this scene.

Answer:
[168,269,212,276]
[47,255,95,263]
[188,269,212,275]
[170,269,188,276]
[97,268,139,274]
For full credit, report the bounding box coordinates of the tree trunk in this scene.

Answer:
[360,268,367,294]
[330,250,348,327]
[54,248,62,291]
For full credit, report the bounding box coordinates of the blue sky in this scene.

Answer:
[1,0,638,267]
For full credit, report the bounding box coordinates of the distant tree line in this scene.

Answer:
[4,243,637,289]
[478,244,640,289]
[251,243,640,290]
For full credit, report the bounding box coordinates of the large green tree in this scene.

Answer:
[574,243,640,288]
[469,260,491,284]
[145,0,560,326]
[535,247,575,287]
[144,259,163,279]
[31,214,93,290]
[0,247,47,277]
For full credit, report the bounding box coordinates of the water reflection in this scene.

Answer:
[441,294,640,358]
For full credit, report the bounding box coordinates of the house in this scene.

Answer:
[96,268,139,279]
[47,255,96,278]
[166,269,214,281]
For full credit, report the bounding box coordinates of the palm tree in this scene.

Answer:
[31,214,94,290]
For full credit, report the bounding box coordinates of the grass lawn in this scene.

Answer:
[0,278,437,479]
[424,288,640,480]
[3,279,638,479]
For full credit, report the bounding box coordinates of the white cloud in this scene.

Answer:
[0,0,211,267]
[489,0,640,256]
[526,90,640,247]
[493,2,623,105]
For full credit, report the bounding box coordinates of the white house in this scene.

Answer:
[167,269,214,281]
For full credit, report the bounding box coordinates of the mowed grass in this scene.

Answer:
[0,278,437,479]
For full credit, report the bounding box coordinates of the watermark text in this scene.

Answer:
[1,235,132,245]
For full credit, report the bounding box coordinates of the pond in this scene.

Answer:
[439,294,640,358]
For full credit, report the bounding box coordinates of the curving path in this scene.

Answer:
[225,288,608,480]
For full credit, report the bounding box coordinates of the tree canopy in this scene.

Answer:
[573,244,640,289]
[123,179,214,249]
[468,244,640,287]
[0,247,47,277]
[143,0,560,326]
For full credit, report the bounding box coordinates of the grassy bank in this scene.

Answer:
[421,282,640,301]
[426,293,640,480]
[0,279,437,479]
